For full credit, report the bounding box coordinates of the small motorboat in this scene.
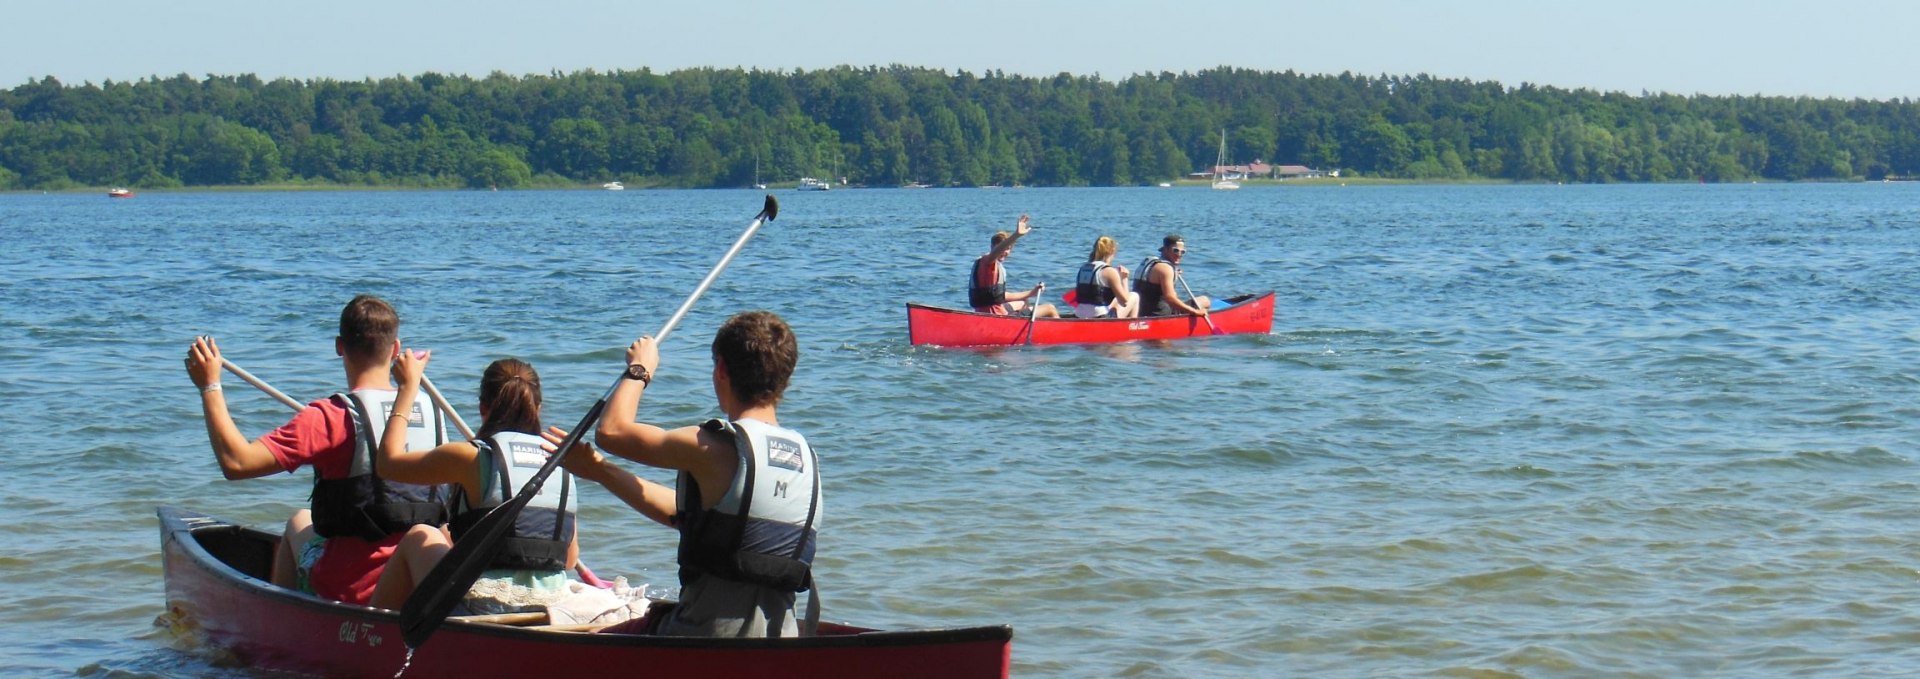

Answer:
[796,177,831,191]
[602,181,625,191]
[157,507,1011,677]
[108,188,134,198]
[906,293,1274,346]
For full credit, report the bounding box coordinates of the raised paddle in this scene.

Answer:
[399,194,780,650]
[1176,270,1224,336]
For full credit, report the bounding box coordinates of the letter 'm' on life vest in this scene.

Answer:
[676,418,822,592]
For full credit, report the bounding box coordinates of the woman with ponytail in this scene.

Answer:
[1073,235,1139,319]
[365,352,583,613]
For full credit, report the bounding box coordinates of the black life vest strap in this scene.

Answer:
[802,572,821,637]
[731,425,757,570]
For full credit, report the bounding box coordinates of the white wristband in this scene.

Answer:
[200,383,223,394]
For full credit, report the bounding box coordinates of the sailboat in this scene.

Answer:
[753,152,767,190]
[1212,129,1240,190]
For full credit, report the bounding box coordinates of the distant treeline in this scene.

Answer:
[2,66,1917,190]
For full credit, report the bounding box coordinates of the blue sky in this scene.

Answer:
[11,0,1915,100]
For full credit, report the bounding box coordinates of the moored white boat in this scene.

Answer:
[1211,130,1240,190]
[796,177,831,191]
[602,181,625,191]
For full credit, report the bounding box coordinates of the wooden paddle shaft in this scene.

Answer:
[219,358,303,411]
[1175,272,1221,334]
[419,374,477,441]
[222,356,476,442]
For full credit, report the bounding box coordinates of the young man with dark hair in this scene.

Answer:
[183,294,451,605]
[569,310,822,637]
[969,214,1059,318]
[1133,234,1211,317]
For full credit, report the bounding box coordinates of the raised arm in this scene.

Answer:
[185,336,286,480]
[595,337,711,472]
[376,348,480,490]
[594,337,738,500]
[985,214,1031,260]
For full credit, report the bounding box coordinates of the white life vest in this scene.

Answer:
[311,389,453,542]
[449,430,576,571]
[676,418,822,592]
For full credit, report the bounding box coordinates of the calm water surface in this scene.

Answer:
[1,184,1917,677]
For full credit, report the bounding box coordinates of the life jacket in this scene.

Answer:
[448,431,577,571]
[676,418,822,593]
[310,390,454,542]
[968,255,1007,312]
[1076,260,1116,307]
[1133,256,1174,316]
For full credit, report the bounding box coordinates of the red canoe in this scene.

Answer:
[907,292,1274,347]
[157,507,1012,678]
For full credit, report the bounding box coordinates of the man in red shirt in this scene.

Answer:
[184,295,444,605]
[969,214,1060,318]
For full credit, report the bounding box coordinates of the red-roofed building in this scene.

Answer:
[1193,159,1334,180]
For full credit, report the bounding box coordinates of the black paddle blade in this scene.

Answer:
[399,398,606,648]
[759,194,779,222]
[399,490,533,648]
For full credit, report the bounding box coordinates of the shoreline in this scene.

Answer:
[2,176,1888,195]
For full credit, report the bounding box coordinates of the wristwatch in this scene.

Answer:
[624,363,652,386]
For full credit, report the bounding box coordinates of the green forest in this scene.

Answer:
[2,65,1917,190]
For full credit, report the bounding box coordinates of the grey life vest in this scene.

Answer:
[310,389,453,542]
[676,418,822,592]
[449,431,577,571]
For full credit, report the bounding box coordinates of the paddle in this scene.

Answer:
[222,356,478,441]
[1175,270,1223,336]
[1017,283,1044,345]
[219,358,304,411]
[399,194,780,650]
[418,375,476,441]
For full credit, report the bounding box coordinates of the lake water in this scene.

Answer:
[2,183,1917,677]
